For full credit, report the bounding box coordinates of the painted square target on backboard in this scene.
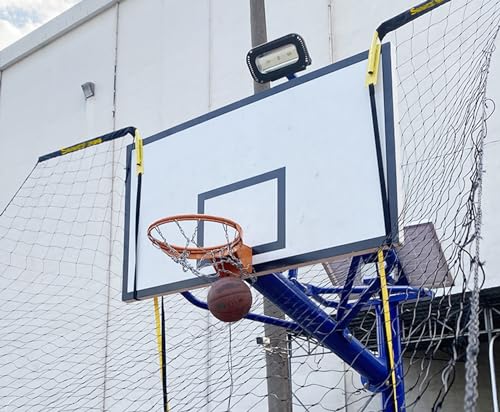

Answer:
[122,43,400,301]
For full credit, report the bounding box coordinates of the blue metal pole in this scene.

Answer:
[376,303,405,411]
[390,302,405,411]
[251,273,388,386]
[375,305,395,412]
[336,278,380,330]
[181,291,302,332]
[336,256,362,322]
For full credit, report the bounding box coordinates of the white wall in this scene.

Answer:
[0,0,499,411]
[0,6,118,211]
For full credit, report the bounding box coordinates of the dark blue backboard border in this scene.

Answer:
[122,43,398,301]
[198,167,286,255]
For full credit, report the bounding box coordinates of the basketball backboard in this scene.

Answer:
[122,43,400,301]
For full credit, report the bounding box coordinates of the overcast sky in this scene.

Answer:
[0,0,80,50]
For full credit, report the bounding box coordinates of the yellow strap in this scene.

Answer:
[366,31,382,86]
[410,0,446,16]
[154,297,170,412]
[377,249,399,411]
[154,297,163,376]
[60,137,103,156]
[135,129,144,175]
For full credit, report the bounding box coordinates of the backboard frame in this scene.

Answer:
[122,43,399,301]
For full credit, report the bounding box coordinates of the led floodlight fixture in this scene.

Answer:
[246,33,311,83]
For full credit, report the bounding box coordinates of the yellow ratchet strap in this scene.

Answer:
[135,129,144,175]
[377,249,399,411]
[366,31,382,86]
[154,297,170,412]
[154,297,163,377]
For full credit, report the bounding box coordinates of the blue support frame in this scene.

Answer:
[374,303,405,412]
[180,252,431,411]
[389,302,405,410]
[181,290,302,332]
[336,256,362,321]
[250,273,389,386]
[336,278,381,330]
[374,304,393,409]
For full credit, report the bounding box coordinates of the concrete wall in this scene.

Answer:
[0,6,117,211]
[0,0,499,411]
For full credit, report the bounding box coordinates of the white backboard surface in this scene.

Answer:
[123,44,399,301]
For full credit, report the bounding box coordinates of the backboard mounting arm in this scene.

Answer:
[180,290,302,332]
[251,272,389,387]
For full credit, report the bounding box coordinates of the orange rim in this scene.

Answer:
[147,214,244,260]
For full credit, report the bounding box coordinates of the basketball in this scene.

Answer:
[207,277,253,322]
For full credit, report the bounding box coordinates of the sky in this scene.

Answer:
[0,0,80,50]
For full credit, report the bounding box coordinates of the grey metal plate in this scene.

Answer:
[323,222,452,289]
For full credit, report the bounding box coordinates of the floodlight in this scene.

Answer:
[81,82,95,99]
[246,33,311,83]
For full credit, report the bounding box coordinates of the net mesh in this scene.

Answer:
[0,137,162,411]
[0,1,500,411]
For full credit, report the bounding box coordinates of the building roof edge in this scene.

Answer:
[0,0,120,71]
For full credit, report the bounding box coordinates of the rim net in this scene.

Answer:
[147,215,249,278]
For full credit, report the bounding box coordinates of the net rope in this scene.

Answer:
[0,1,499,411]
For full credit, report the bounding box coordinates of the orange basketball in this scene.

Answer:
[207,277,252,322]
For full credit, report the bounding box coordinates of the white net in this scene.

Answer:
[0,1,500,411]
[0,133,163,411]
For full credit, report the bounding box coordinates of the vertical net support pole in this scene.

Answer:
[133,129,144,300]
[134,130,168,411]
[364,2,457,410]
[366,32,402,410]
